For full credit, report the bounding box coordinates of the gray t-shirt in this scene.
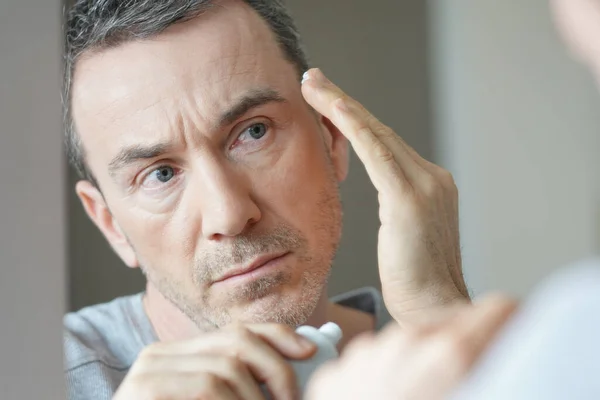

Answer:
[64,288,390,400]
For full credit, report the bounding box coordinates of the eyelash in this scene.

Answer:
[136,120,273,190]
[139,165,180,190]
[231,120,272,149]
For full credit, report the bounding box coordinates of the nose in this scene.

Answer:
[196,163,261,240]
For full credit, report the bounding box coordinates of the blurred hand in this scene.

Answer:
[302,68,469,325]
[113,323,316,400]
[305,294,518,400]
[552,0,600,66]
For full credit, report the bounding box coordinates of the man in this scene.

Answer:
[63,0,472,399]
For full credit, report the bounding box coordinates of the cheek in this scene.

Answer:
[257,125,337,232]
[114,205,197,275]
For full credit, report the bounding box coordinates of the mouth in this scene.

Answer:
[212,252,291,286]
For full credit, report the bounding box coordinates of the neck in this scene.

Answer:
[301,284,331,328]
[143,282,334,342]
[143,283,201,342]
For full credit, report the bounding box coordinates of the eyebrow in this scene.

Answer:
[217,88,287,127]
[107,88,287,177]
[108,143,170,177]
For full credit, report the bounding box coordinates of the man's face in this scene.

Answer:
[71,0,349,330]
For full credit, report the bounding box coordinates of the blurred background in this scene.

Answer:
[1,0,599,397]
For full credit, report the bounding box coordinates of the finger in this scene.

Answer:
[185,325,302,400]
[301,68,419,191]
[331,96,411,194]
[154,323,315,360]
[211,356,267,400]
[302,68,451,191]
[341,331,377,358]
[129,372,241,400]
[243,323,317,359]
[140,354,265,400]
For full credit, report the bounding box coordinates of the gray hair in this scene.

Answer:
[63,0,309,184]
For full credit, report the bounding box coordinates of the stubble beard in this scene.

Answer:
[141,177,343,332]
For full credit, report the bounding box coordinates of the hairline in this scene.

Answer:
[64,0,309,186]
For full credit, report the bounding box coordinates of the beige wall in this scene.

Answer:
[68,0,432,309]
[429,0,600,297]
[0,0,66,398]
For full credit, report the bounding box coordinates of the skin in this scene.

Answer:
[73,0,468,340]
[306,294,517,400]
[307,2,600,398]
[299,66,521,400]
[73,1,350,336]
[71,0,470,397]
[551,0,600,84]
[300,69,469,326]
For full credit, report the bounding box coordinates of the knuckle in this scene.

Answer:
[228,323,252,340]
[483,292,517,306]
[355,125,374,143]
[203,373,222,389]
[197,373,226,397]
[372,142,395,163]
[137,345,161,362]
[275,360,296,386]
[343,334,374,357]
[421,174,442,197]
[223,324,254,358]
[440,168,455,185]
[341,95,355,108]
[222,356,245,375]
[397,327,424,345]
[376,124,396,140]
[271,323,294,337]
[440,169,459,194]
[437,335,473,372]
[480,293,519,315]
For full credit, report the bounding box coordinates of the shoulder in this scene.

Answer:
[64,294,147,372]
[63,296,146,400]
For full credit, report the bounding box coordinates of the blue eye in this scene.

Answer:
[246,123,267,140]
[154,166,174,183]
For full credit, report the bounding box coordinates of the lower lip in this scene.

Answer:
[215,253,290,286]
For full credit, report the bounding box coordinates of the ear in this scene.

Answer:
[75,180,139,269]
[319,115,349,182]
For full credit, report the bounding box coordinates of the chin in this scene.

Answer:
[226,280,322,327]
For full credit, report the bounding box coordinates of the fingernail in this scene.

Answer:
[301,70,310,85]
[296,336,316,351]
[313,68,329,84]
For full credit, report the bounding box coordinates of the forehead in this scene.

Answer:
[71,0,298,173]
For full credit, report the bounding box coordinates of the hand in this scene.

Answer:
[113,323,316,400]
[301,68,469,324]
[551,0,600,68]
[305,294,517,400]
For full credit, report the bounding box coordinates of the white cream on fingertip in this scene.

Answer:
[301,70,310,84]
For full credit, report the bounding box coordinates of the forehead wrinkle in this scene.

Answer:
[101,94,166,128]
[73,0,296,179]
